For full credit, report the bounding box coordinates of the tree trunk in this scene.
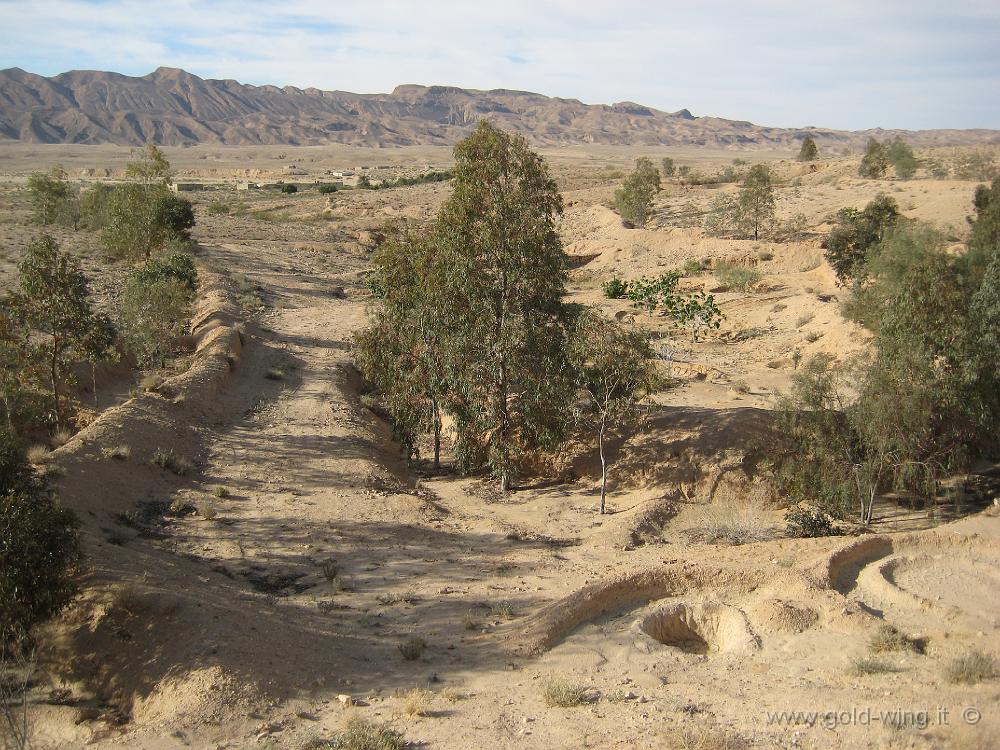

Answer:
[50,334,61,431]
[432,398,441,469]
[599,415,608,514]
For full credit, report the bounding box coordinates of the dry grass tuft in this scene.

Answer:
[26,444,51,464]
[541,679,591,708]
[662,726,749,750]
[102,444,131,461]
[683,502,774,546]
[334,714,404,750]
[945,650,996,684]
[197,501,217,520]
[151,448,191,475]
[398,637,426,661]
[869,624,920,654]
[212,485,230,498]
[51,428,73,447]
[399,687,433,717]
[849,657,899,676]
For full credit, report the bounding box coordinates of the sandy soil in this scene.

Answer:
[3,146,999,749]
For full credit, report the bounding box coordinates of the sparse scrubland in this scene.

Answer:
[1,133,999,750]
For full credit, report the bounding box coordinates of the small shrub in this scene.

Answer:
[795,312,814,328]
[849,657,898,675]
[683,259,706,276]
[398,636,426,661]
[265,368,285,381]
[318,184,339,194]
[168,497,194,516]
[321,560,339,582]
[602,276,629,299]
[280,183,298,194]
[103,444,131,461]
[784,507,836,538]
[212,485,230,498]
[945,650,996,684]
[684,502,773,546]
[400,687,433,717]
[334,715,404,750]
[869,624,919,654]
[151,448,190,475]
[206,201,230,215]
[197,501,217,520]
[542,680,590,708]
[461,613,478,630]
[26,445,51,464]
[715,261,762,292]
[804,331,823,343]
[491,601,515,620]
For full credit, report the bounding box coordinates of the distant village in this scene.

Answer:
[167,164,450,194]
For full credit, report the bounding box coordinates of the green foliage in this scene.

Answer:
[662,289,724,341]
[797,136,819,162]
[703,165,776,239]
[131,253,198,293]
[126,144,172,185]
[206,200,230,215]
[715,261,762,292]
[661,157,675,177]
[951,150,998,181]
[784,506,835,537]
[602,276,629,299]
[0,308,45,433]
[375,170,453,189]
[26,166,78,227]
[117,271,192,368]
[335,715,405,750]
[78,183,114,229]
[859,138,890,179]
[625,272,681,313]
[739,164,776,241]
[612,157,661,227]
[5,236,114,430]
[822,193,900,284]
[966,176,1000,274]
[317,183,338,194]
[1,430,82,641]
[887,138,918,180]
[280,183,298,194]
[356,122,576,489]
[101,148,194,262]
[567,311,659,512]
[780,209,1000,522]
[354,225,449,465]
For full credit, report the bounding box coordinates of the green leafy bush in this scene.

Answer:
[280,183,298,194]
[1,430,82,641]
[797,136,819,162]
[823,194,900,284]
[859,138,890,179]
[131,253,198,293]
[602,276,629,299]
[625,272,681,312]
[317,183,338,194]
[613,157,661,227]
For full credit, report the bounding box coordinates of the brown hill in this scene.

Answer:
[1,66,997,149]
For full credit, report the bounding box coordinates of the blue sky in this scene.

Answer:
[1,0,998,130]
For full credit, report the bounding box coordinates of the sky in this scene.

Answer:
[1,1,998,131]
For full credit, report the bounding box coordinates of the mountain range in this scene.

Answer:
[1,67,997,150]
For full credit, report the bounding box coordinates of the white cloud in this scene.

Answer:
[0,0,997,129]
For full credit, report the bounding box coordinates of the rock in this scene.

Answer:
[337,694,355,707]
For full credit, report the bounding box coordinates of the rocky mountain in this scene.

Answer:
[1,66,996,149]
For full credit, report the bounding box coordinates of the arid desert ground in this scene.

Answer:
[2,142,999,750]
